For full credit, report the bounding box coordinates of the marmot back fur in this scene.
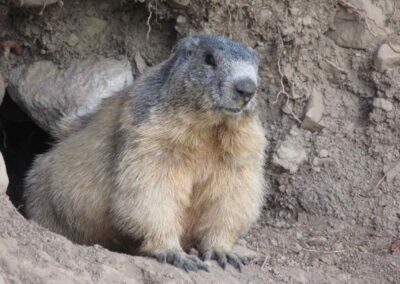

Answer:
[25,35,266,272]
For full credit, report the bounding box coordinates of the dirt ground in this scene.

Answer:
[0,0,400,283]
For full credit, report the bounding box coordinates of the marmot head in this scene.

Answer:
[165,35,259,118]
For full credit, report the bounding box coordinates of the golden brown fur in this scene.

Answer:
[24,35,266,272]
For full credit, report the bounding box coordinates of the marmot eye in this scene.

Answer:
[205,53,216,67]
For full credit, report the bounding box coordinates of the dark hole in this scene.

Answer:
[0,93,52,216]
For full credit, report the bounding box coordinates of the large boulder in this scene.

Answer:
[327,0,387,49]
[8,57,133,138]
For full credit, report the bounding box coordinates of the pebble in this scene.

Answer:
[319,149,329,158]
[0,153,8,195]
[374,43,400,72]
[373,98,393,112]
[302,88,324,132]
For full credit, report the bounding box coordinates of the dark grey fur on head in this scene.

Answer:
[130,35,260,123]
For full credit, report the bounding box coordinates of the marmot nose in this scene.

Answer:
[234,78,256,102]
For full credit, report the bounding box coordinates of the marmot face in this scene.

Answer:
[168,35,259,118]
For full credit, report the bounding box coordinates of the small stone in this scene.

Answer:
[273,129,307,174]
[66,34,79,47]
[383,160,400,182]
[318,149,329,158]
[289,8,300,16]
[313,166,321,172]
[374,43,400,72]
[176,15,186,24]
[292,243,303,253]
[373,98,393,112]
[302,16,312,27]
[306,236,327,246]
[281,99,294,115]
[357,246,368,253]
[302,88,324,132]
[0,153,8,195]
[82,16,107,39]
[289,269,308,284]
[281,27,296,37]
[259,8,272,25]
[134,52,148,74]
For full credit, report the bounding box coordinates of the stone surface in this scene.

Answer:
[81,17,108,40]
[384,160,400,182]
[374,43,400,72]
[66,33,80,47]
[273,128,308,174]
[8,57,133,138]
[302,88,325,132]
[327,0,387,49]
[0,153,8,195]
[373,98,393,112]
[318,149,329,158]
[134,52,148,74]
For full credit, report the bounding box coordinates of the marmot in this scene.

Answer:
[24,35,266,272]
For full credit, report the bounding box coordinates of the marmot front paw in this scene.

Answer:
[155,250,209,272]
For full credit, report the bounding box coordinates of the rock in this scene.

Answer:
[384,160,400,182]
[288,268,308,284]
[167,0,190,9]
[374,43,400,72]
[81,16,107,40]
[302,88,324,132]
[12,0,58,7]
[134,52,148,74]
[281,99,294,115]
[373,98,393,112]
[65,33,79,47]
[273,128,308,174]
[302,16,312,27]
[318,149,329,158]
[176,15,187,24]
[327,0,387,49]
[8,57,133,138]
[0,72,4,105]
[259,8,273,26]
[0,153,8,195]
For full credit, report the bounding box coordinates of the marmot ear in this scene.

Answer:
[179,37,200,58]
